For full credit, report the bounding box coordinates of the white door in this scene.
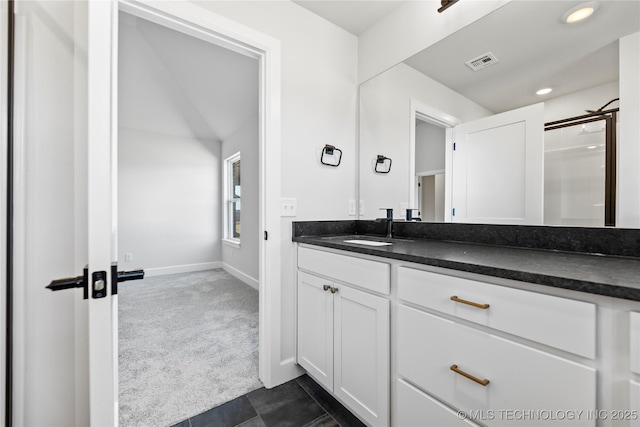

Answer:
[12,1,118,425]
[451,103,544,224]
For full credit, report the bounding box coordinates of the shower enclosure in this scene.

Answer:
[544,103,618,227]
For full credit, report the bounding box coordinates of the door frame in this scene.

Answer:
[9,0,282,423]
[108,0,285,404]
[409,99,461,222]
[1,1,10,425]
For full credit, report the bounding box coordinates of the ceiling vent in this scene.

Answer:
[465,52,499,71]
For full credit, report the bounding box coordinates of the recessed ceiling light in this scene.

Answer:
[536,88,553,96]
[562,2,599,24]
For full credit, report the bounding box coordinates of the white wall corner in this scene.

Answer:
[223,263,259,290]
[618,32,640,228]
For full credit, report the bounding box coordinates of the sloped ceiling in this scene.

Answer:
[291,0,405,35]
[118,12,259,142]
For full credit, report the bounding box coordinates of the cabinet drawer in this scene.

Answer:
[631,312,640,375]
[398,305,596,426]
[298,246,390,294]
[398,267,596,358]
[397,379,480,427]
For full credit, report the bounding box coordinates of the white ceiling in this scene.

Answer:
[118,12,259,142]
[292,0,405,35]
[404,0,640,113]
[293,0,640,113]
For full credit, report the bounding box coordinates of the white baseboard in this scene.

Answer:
[223,263,259,290]
[261,358,304,389]
[144,261,223,277]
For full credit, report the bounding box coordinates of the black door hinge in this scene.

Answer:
[264,231,268,240]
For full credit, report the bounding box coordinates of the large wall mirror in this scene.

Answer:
[359,0,639,227]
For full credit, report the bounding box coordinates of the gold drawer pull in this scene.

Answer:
[450,295,490,309]
[450,364,490,386]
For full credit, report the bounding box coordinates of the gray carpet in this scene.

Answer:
[118,269,262,427]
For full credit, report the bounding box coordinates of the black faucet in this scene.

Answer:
[406,208,421,221]
[377,208,394,238]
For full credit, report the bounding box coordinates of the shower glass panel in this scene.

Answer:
[544,121,606,227]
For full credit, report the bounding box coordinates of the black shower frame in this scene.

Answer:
[5,1,15,426]
[544,107,619,227]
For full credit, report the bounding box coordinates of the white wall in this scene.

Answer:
[118,127,221,275]
[117,12,264,278]
[221,116,259,288]
[543,81,619,123]
[359,63,491,219]
[618,32,640,228]
[194,0,358,378]
[358,0,509,83]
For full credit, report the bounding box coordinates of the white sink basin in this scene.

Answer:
[343,239,392,247]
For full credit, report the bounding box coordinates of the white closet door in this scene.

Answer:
[452,103,544,224]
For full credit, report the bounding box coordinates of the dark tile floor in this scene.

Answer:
[171,374,366,427]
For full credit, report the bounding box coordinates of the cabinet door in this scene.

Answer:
[334,285,390,427]
[631,380,640,427]
[631,312,640,375]
[297,271,334,390]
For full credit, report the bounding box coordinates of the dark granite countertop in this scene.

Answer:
[292,221,640,302]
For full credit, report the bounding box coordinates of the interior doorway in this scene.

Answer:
[417,173,445,222]
[7,1,282,424]
[117,10,261,425]
[414,118,446,221]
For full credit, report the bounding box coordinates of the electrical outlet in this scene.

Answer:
[359,200,365,216]
[125,253,133,262]
[348,199,356,216]
[281,198,297,217]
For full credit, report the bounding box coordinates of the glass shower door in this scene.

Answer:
[544,119,612,227]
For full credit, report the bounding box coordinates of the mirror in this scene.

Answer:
[359,0,640,227]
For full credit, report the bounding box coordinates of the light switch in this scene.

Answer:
[359,200,365,216]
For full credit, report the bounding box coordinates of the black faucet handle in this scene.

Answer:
[379,208,394,219]
[406,208,418,221]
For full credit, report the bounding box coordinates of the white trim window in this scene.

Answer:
[223,152,241,248]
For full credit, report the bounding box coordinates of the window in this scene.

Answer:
[224,152,241,247]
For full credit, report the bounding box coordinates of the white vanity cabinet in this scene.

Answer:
[630,312,640,427]
[631,312,640,375]
[396,266,597,427]
[295,241,640,427]
[297,246,390,427]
